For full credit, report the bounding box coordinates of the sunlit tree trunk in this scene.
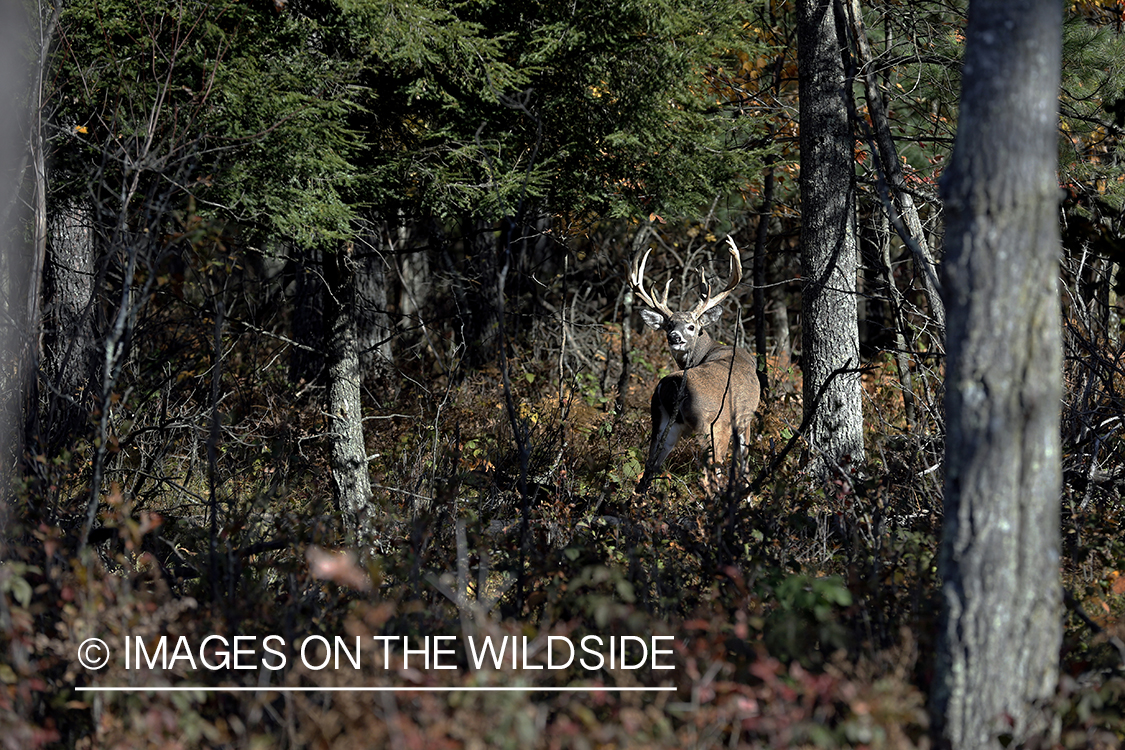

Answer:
[752,159,774,395]
[932,0,1064,746]
[797,0,865,477]
[324,243,376,550]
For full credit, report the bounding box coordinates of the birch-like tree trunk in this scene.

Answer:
[797,0,865,477]
[24,1,64,458]
[324,244,376,550]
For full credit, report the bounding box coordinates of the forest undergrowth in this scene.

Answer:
[3,262,1125,749]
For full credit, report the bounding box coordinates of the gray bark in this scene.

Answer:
[797,0,865,477]
[394,222,441,367]
[43,196,98,450]
[932,0,1064,746]
[397,248,429,323]
[877,222,917,432]
[324,244,376,550]
[772,301,791,372]
[24,2,62,458]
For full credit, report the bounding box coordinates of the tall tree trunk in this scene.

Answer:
[772,301,791,372]
[615,222,652,417]
[42,196,98,453]
[861,209,918,431]
[23,2,63,461]
[932,0,1063,746]
[324,244,376,550]
[797,0,865,477]
[397,241,430,324]
[876,218,917,432]
[395,221,438,366]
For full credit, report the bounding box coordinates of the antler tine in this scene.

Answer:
[629,247,675,317]
[659,278,673,309]
[689,235,743,319]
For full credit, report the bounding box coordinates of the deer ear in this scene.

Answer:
[700,305,723,327]
[638,308,667,331]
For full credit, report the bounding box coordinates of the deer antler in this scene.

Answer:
[629,247,675,318]
[688,235,742,320]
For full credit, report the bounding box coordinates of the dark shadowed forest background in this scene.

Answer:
[2,0,1124,747]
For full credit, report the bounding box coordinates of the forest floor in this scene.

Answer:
[6,322,1125,748]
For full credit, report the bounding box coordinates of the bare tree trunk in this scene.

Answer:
[798,0,865,477]
[396,220,426,317]
[616,223,652,416]
[866,210,917,432]
[83,221,151,549]
[324,243,376,551]
[932,0,1064,746]
[394,222,439,366]
[1108,261,1121,335]
[24,1,64,459]
[42,196,98,452]
[397,248,429,323]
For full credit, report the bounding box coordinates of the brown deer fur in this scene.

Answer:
[630,237,760,493]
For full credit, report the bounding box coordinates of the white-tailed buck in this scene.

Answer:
[630,236,760,493]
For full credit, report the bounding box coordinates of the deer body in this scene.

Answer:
[631,238,760,493]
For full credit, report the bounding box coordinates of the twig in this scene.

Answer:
[747,360,869,495]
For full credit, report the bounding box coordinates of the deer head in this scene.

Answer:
[629,235,743,369]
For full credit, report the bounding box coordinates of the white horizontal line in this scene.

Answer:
[76,686,676,693]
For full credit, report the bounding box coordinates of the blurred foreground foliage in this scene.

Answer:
[3,307,1124,748]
